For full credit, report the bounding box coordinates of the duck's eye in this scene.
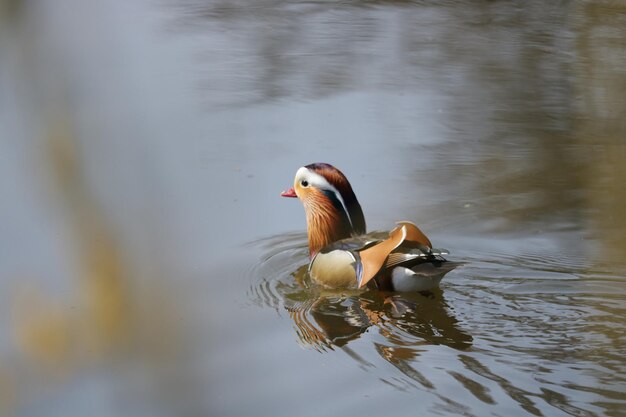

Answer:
[300,180,309,187]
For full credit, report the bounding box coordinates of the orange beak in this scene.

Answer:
[280,187,297,198]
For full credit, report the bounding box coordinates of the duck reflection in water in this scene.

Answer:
[281,265,472,353]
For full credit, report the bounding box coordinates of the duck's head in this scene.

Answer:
[281,163,366,257]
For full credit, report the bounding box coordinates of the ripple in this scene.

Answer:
[249,234,472,347]
[247,232,626,416]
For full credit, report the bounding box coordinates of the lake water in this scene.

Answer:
[1,1,625,416]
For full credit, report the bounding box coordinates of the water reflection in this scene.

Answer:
[250,235,472,361]
[250,227,626,415]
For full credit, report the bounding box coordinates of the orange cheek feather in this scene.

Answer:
[303,189,350,255]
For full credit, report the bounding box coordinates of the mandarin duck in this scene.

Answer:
[281,163,457,292]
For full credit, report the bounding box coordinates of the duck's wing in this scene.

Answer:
[385,246,449,270]
[383,221,447,270]
[396,221,432,248]
[355,222,449,288]
[355,224,409,288]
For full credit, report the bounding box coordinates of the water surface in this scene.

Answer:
[1,1,625,416]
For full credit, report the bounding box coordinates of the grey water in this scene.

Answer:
[1,1,625,416]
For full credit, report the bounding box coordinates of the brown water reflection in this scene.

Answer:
[2,0,626,416]
[252,259,472,352]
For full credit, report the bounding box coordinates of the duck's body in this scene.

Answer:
[281,163,456,292]
[309,230,455,291]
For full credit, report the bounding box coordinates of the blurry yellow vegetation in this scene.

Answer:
[3,107,185,416]
[13,286,73,369]
[11,115,131,379]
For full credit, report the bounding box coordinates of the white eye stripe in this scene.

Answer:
[296,167,354,229]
